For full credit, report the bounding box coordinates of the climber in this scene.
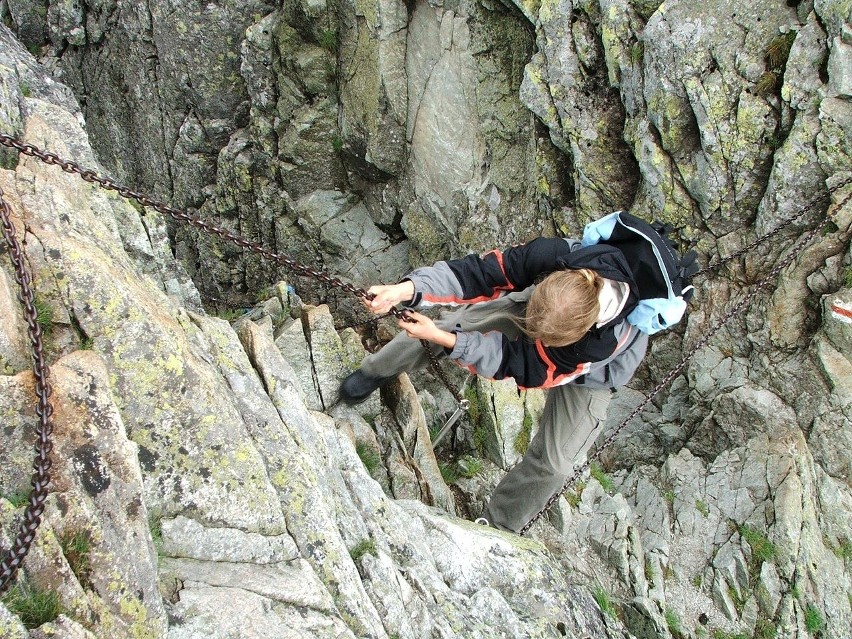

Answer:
[338,212,696,533]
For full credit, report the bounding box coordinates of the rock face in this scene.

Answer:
[2,0,852,638]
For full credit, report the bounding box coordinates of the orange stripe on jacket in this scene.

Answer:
[526,341,590,390]
[486,250,515,291]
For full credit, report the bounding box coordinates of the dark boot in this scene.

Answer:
[339,370,395,404]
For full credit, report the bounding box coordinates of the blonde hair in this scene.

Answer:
[524,269,603,347]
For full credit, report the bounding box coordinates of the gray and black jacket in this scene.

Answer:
[405,237,649,390]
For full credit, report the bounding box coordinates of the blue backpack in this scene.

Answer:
[582,211,698,334]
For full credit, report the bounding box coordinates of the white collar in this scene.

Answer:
[596,279,630,327]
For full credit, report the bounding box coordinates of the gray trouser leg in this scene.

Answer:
[360,292,529,379]
[483,384,612,533]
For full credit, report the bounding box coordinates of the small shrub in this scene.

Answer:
[835,539,852,561]
[663,489,676,504]
[842,267,852,289]
[355,440,381,474]
[80,337,94,350]
[766,31,797,70]
[349,538,377,562]
[804,604,824,634]
[692,573,703,588]
[592,585,618,619]
[590,463,614,494]
[0,583,62,629]
[331,136,344,153]
[644,559,655,582]
[695,499,709,517]
[753,617,777,639]
[630,42,644,64]
[217,308,246,322]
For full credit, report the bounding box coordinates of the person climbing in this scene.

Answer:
[338,212,696,533]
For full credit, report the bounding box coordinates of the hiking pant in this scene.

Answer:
[359,292,613,533]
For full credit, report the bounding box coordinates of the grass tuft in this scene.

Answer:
[739,525,776,563]
[349,538,377,562]
[59,530,92,588]
[355,440,381,474]
[804,604,824,634]
[592,585,618,619]
[0,583,62,629]
[590,463,614,494]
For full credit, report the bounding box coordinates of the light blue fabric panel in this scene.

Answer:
[627,297,687,334]
[581,211,621,246]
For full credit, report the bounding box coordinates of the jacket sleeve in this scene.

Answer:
[406,238,580,307]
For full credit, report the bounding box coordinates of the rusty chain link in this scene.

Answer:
[519,184,852,535]
[0,184,54,596]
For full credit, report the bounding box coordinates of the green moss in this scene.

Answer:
[695,499,709,517]
[0,584,62,629]
[331,136,343,153]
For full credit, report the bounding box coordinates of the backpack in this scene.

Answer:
[581,211,698,335]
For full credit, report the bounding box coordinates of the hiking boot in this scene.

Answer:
[339,370,395,404]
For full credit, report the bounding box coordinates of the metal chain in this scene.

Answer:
[0,185,54,596]
[3,132,849,545]
[694,176,852,277]
[0,135,457,379]
[519,185,852,535]
[0,134,463,590]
